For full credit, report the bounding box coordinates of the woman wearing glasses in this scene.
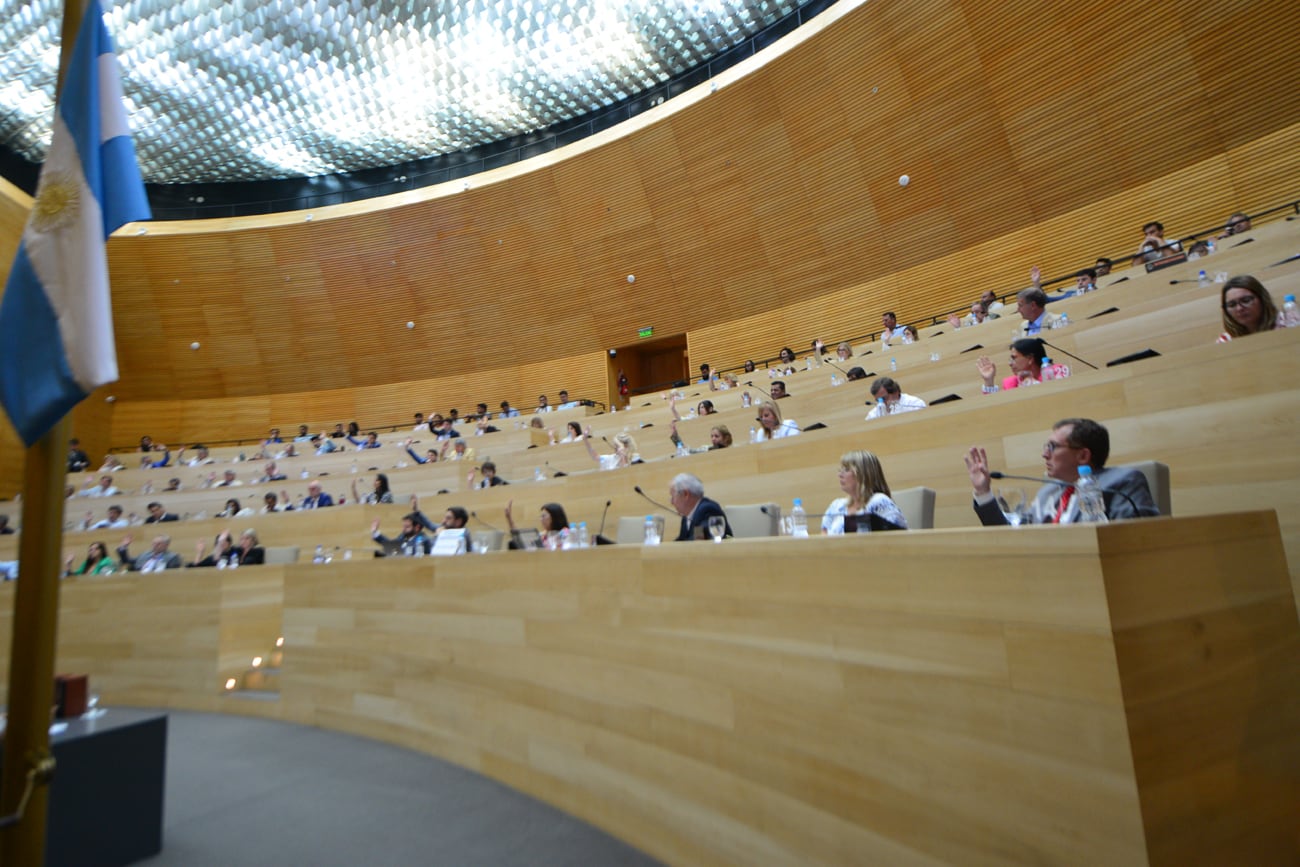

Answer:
[1217,275,1287,343]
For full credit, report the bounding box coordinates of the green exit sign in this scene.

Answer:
[637,326,654,339]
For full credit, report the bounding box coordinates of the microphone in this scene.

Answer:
[744,381,773,400]
[594,499,614,545]
[1037,338,1098,370]
[469,510,503,532]
[1168,279,1199,285]
[822,358,853,379]
[988,471,1153,517]
[633,485,677,515]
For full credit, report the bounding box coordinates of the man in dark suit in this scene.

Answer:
[300,481,334,509]
[965,417,1158,524]
[670,473,732,541]
[144,502,180,523]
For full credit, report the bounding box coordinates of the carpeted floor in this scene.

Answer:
[135,709,661,866]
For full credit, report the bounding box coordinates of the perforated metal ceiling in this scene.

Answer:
[0,0,800,184]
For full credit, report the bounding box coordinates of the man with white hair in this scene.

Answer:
[669,473,732,541]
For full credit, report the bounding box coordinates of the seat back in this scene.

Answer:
[892,487,936,530]
[725,503,780,538]
[263,545,300,565]
[1117,460,1171,516]
[616,516,646,544]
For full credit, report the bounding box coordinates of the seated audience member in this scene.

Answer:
[554,420,583,444]
[964,417,1158,524]
[371,513,433,557]
[583,426,638,468]
[163,478,182,492]
[218,498,254,519]
[715,372,739,390]
[100,455,126,472]
[403,438,439,465]
[950,302,988,329]
[83,505,129,530]
[866,377,928,419]
[261,492,292,513]
[448,409,461,425]
[1015,287,1061,335]
[0,514,13,535]
[504,500,569,549]
[142,447,172,470]
[144,502,180,524]
[778,347,797,366]
[468,461,508,489]
[300,481,335,509]
[669,473,732,541]
[835,342,854,361]
[412,412,427,431]
[440,438,475,462]
[67,439,91,472]
[697,363,713,385]
[190,532,236,568]
[263,428,283,446]
[821,450,908,534]
[669,421,733,454]
[529,416,546,431]
[1137,220,1181,254]
[257,461,287,483]
[430,416,461,440]
[215,469,243,487]
[1217,212,1251,239]
[312,434,338,455]
[330,423,347,439]
[81,475,121,498]
[294,424,313,442]
[696,399,716,416]
[557,390,580,410]
[347,431,382,450]
[234,529,266,565]
[845,366,868,382]
[409,497,470,538]
[177,444,214,466]
[271,442,299,460]
[139,435,154,452]
[743,360,757,373]
[976,338,1068,393]
[1073,268,1097,293]
[901,325,920,343]
[499,400,521,418]
[1094,257,1112,277]
[879,312,903,345]
[535,394,552,413]
[1217,275,1291,342]
[65,541,116,576]
[352,473,394,504]
[755,400,800,440]
[980,290,1004,319]
[474,403,490,420]
[771,380,790,399]
[116,534,184,572]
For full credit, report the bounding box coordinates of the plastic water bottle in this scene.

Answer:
[890,357,897,372]
[1206,238,1216,255]
[534,467,545,482]
[1074,466,1108,524]
[578,522,589,548]
[1041,357,1055,381]
[644,516,660,545]
[1283,294,1300,327]
[313,545,325,564]
[830,373,839,387]
[1058,312,1069,328]
[790,498,808,537]
[749,426,758,444]
[741,391,752,408]
[876,396,887,416]
[228,554,240,569]
[676,441,689,458]
[1198,269,1209,287]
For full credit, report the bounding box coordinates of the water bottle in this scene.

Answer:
[412,538,424,557]
[749,426,758,444]
[1283,294,1300,327]
[1041,357,1055,381]
[350,459,358,474]
[562,525,576,550]
[216,557,227,570]
[1074,466,1108,524]
[677,440,689,458]
[790,498,808,537]
[1058,312,1069,328]
[313,545,325,564]
[1198,269,1209,287]
[830,373,838,387]
[228,554,240,569]
[644,516,660,546]
[1206,238,1216,255]
[578,522,589,548]
[534,467,545,482]
[741,391,751,408]
[890,357,897,372]
[876,396,887,416]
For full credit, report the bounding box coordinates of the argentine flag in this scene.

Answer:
[0,0,150,446]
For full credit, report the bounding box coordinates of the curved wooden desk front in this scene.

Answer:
[2,515,1298,865]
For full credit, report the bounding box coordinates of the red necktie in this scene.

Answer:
[1053,486,1075,524]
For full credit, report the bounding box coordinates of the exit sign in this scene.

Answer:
[638,326,654,339]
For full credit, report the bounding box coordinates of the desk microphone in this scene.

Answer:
[744,381,773,400]
[594,499,614,545]
[633,485,677,515]
[1168,279,1199,285]
[1037,338,1098,370]
[469,511,503,532]
[988,471,1153,516]
[823,358,853,379]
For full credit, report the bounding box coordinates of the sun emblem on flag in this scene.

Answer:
[30,173,80,233]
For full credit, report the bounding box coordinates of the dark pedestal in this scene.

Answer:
[1,708,167,867]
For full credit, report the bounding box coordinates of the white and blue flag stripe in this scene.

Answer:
[0,0,149,446]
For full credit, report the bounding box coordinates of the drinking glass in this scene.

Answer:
[708,516,726,543]
[996,488,1029,526]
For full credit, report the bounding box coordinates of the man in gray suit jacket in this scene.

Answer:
[965,418,1158,525]
[116,534,185,571]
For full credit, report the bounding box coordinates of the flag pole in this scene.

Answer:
[0,1,88,862]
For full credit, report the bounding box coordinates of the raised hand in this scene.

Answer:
[976,355,997,386]
[964,446,992,496]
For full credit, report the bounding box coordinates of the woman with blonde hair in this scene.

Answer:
[755,401,800,440]
[821,450,908,534]
[584,426,639,468]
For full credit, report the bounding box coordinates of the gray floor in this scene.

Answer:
[135,708,661,867]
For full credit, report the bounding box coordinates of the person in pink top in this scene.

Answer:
[976,338,1069,394]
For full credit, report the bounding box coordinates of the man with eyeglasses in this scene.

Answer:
[1218,212,1252,239]
[964,418,1158,525]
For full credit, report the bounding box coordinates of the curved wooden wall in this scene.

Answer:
[1,0,1299,452]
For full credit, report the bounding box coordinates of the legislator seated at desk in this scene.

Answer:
[965,417,1158,525]
[670,472,732,541]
